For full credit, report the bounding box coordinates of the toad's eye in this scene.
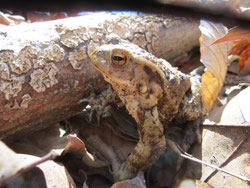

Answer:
[111,51,127,66]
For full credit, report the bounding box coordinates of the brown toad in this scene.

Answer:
[90,42,202,181]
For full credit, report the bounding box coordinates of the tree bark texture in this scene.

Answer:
[0,12,200,141]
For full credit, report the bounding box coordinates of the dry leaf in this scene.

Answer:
[199,20,233,114]
[231,40,250,72]
[203,86,250,126]
[213,27,250,44]
[17,154,76,188]
[62,134,107,168]
[213,27,250,73]
[8,123,68,156]
[0,141,24,184]
[0,141,75,187]
[201,127,249,187]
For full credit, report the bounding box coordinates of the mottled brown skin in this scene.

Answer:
[90,42,201,181]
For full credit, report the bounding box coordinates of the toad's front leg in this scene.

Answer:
[114,106,166,181]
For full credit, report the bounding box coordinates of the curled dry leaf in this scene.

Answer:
[213,27,250,44]
[0,141,23,184]
[199,20,233,114]
[213,27,250,74]
[16,154,76,188]
[0,141,75,187]
[231,40,250,74]
[62,134,107,168]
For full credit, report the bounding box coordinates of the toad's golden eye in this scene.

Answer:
[111,51,127,66]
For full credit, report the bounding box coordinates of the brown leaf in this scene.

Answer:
[213,27,250,44]
[199,20,233,114]
[62,134,107,168]
[111,172,146,188]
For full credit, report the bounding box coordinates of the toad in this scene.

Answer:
[89,41,202,181]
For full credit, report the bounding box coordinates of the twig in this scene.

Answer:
[204,130,248,182]
[224,75,250,86]
[166,139,250,184]
[1,150,59,186]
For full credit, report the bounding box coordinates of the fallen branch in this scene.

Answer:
[0,12,200,141]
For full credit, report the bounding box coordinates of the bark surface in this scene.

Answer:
[0,12,200,141]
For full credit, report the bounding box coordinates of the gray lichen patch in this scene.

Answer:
[0,75,25,100]
[0,50,16,62]
[69,46,88,70]
[0,62,10,80]
[4,99,20,110]
[60,27,89,48]
[22,46,40,59]
[44,44,65,63]
[9,46,39,74]
[88,27,104,43]
[33,58,46,69]
[20,94,32,108]
[4,93,32,109]
[109,21,133,41]
[9,59,32,74]
[87,40,99,57]
[29,62,59,93]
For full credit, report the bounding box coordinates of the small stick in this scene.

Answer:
[1,150,59,186]
[167,139,250,184]
[204,130,248,182]
[224,75,250,86]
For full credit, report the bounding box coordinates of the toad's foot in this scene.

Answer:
[79,84,117,125]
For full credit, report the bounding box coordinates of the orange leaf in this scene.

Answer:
[230,40,250,54]
[230,40,250,71]
[212,27,250,72]
[238,45,250,71]
[199,20,233,114]
[201,71,220,111]
[213,27,250,44]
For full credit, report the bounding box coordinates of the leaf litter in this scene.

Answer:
[1,19,250,188]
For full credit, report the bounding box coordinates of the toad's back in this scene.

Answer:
[89,40,201,180]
